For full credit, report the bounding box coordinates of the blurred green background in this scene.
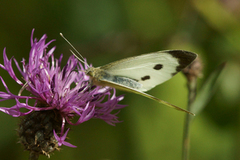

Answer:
[0,0,240,160]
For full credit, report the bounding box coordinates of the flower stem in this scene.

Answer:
[182,79,197,160]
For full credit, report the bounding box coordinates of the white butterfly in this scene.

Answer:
[60,34,197,115]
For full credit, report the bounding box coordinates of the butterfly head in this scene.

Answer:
[85,67,94,77]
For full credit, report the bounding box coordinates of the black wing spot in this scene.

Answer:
[141,75,150,81]
[154,64,163,70]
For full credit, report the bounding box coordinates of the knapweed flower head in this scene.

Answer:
[0,29,125,159]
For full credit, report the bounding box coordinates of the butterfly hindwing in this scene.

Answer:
[98,76,194,115]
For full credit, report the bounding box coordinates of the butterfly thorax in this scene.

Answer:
[85,67,107,79]
[85,67,111,86]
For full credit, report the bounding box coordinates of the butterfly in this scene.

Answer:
[60,34,197,115]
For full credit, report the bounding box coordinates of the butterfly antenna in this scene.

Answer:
[60,33,89,67]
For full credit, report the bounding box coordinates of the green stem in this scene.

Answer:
[182,79,197,160]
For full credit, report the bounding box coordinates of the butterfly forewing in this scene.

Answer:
[100,50,197,92]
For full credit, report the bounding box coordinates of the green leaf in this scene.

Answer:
[191,62,226,115]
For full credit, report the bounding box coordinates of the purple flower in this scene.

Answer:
[0,29,126,158]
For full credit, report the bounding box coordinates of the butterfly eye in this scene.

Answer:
[85,68,92,76]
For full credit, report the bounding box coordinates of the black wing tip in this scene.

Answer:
[167,50,197,60]
[166,50,198,72]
